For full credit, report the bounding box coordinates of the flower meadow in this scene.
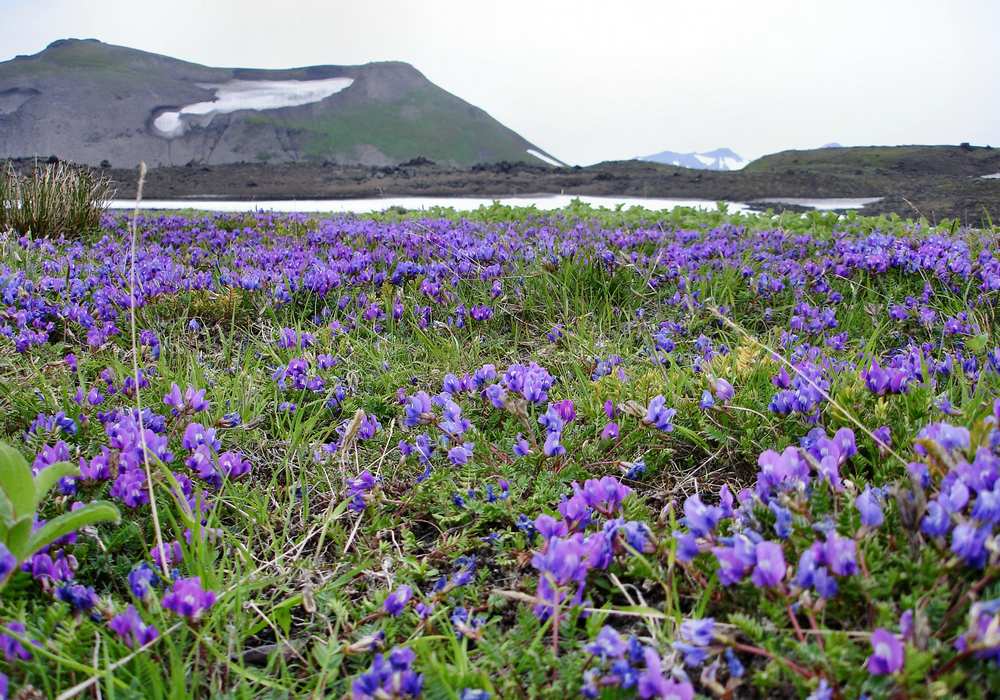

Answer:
[0,202,999,698]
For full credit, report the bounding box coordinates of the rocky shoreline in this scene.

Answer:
[9,144,1000,223]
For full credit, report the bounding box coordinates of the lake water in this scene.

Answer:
[106,194,882,214]
[752,197,884,211]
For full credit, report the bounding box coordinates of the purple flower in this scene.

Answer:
[384,584,413,616]
[479,383,505,411]
[403,391,434,427]
[855,485,885,528]
[503,362,555,403]
[866,628,904,675]
[56,583,99,612]
[679,618,715,646]
[682,494,723,537]
[710,377,734,402]
[552,399,576,423]
[460,690,490,700]
[601,422,620,440]
[108,605,159,648]
[351,646,423,699]
[512,434,531,457]
[218,451,251,479]
[823,533,858,577]
[643,395,676,432]
[573,476,631,515]
[150,540,183,568]
[184,386,209,413]
[538,404,565,433]
[951,522,990,568]
[448,442,475,466]
[712,534,757,586]
[128,562,159,598]
[674,530,700,562]
[0,622,32,661]
[162,576,217,621]
[750,541,786,588]
[543,432,565,458]
[182,422,220,452]
[806,679,832,700]
[0,544,16,584]
[920,500,951,537]
[873,425,892,455]
[346,470,378,512]
[586,625,626,659]
[769,501,793,539]
[164,383,184,411]
[637,647,693,699]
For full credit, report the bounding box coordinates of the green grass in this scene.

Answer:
[253,85,538,166]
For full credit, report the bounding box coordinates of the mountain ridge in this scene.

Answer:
[0,38,561,168]
[638,147,747,170]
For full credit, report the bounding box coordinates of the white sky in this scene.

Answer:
[1,0,997,165]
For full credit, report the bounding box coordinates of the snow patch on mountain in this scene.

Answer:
[526,149,566,167]
[153,77,354,138]
[638,147,748,171]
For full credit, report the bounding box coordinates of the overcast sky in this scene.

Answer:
[2,0,998,164]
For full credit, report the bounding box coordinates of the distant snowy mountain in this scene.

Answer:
[638,147,747,171]
[821,142,843,149]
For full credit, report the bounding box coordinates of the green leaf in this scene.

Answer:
[0,490,13,526]
[967,333,989,354]
[0,442,36,519]
[32,461,80,504]
[26,501,120,554]
[6,516,34,560]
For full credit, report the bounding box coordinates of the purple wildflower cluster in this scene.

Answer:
[528,476,652,618]
[351,647,423,699]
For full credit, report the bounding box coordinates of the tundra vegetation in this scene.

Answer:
[0,201,998,698]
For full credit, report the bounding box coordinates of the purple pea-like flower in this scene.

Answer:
[824,533,858,577]
[55,583,99,612]
[637,646,694,700]
[218,451,251,479]
[403,391,434,427]
[710,377,735,402]
[346,470,378,512]
[543,431,566,458]
[0,544,16,584]
[164,383,184,412]
[643,395,676,432]
[855,485,884,528]
[448,442,475,466]
[866,628,904,675]
[586,625,626,659]
[512,434,531,457]
[383,584,413,616]
[108,605,159,648]
[162,576,217,621]
[873,425,892,455]
[682,494,722,537]
[674,530,700,562]
[712,534,757,586]
[951,522,990,568]
[0,622,32,661]
[128,562,159,598]
[679,618,715,646]
[750,541,786,588]
[920,500,951,537]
